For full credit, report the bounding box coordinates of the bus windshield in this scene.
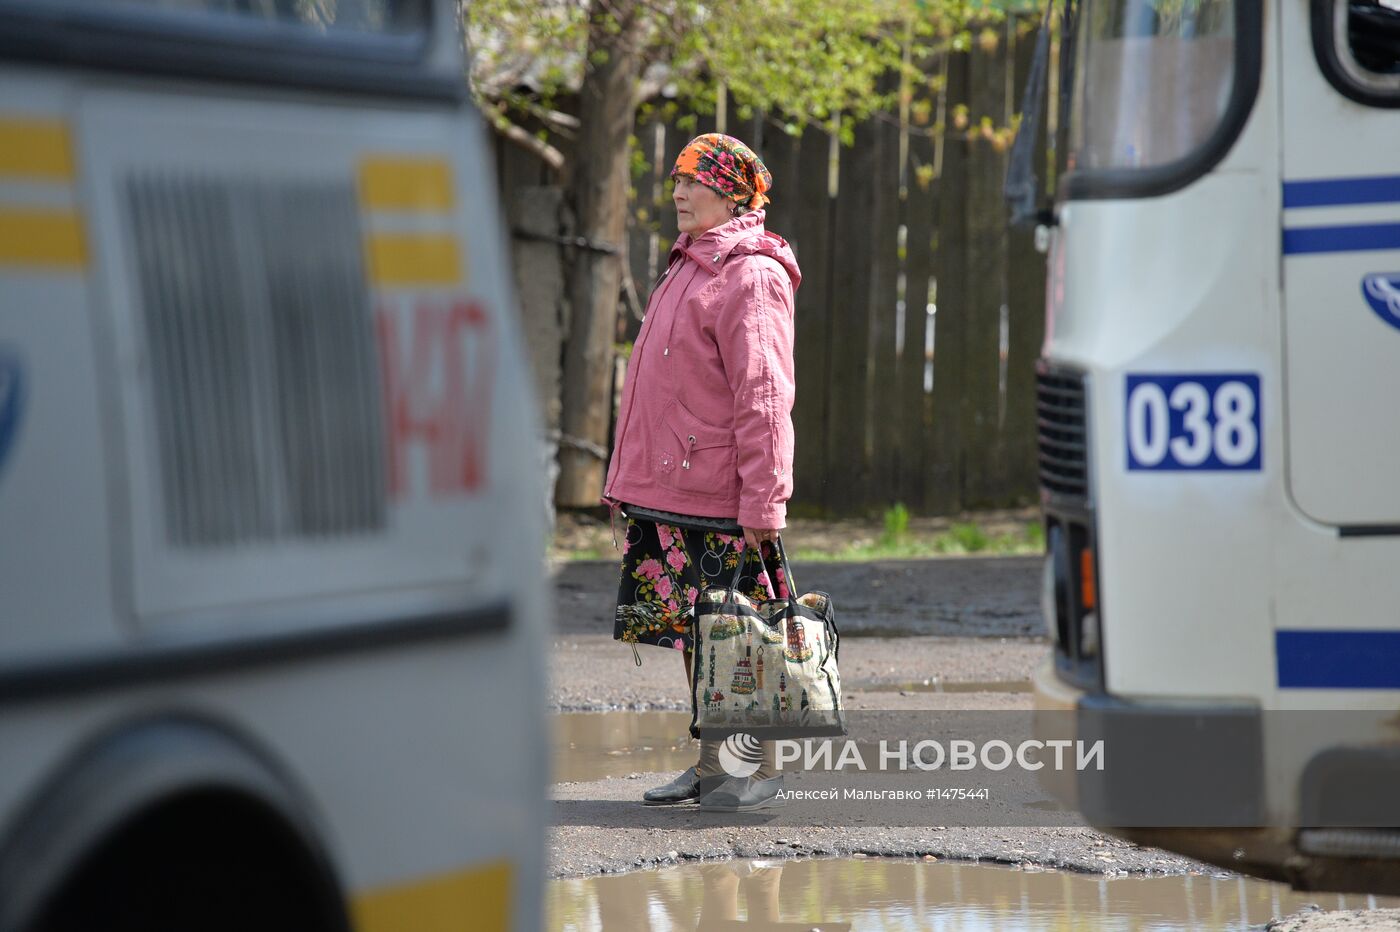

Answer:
[1067,0,1236,174]
[12,0,428,37]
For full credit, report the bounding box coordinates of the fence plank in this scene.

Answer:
[497,142,548,223]
[869,105,903,510]
[623,120,660,344]
[760,126,800,247]
[926,51,971,515]
[825,122,877,514]
[791,127,833,514]
[1004,15,1049,504]
[899,63,942,514]
[960,35,1011,508]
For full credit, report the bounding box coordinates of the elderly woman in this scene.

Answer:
[602,133,800,813]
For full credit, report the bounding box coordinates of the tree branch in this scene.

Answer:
[522,101,582,135]
[491,113,567,174]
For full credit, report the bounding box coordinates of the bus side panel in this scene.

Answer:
[1279,0,1400,527]
[0,70,126,664]
[2,62,548,932]
[1274,0,1400,716]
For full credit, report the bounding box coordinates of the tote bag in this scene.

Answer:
[689,539,845,739]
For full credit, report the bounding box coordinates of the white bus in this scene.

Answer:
[1015,0,1400,895]
[0,0,548,928]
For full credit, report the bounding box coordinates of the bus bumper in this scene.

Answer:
[1033,656,1265,826]
[1032,658,1400,896]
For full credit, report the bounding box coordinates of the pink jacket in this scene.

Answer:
[603,210,801,528]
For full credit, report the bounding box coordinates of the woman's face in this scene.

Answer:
[673,175,733,237]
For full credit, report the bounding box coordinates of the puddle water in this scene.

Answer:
[554,696,1041,783]
[860,680,1033,694]
[553,711,695,783]
[549,858,1395,931]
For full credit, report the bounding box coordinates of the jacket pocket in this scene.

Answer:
[657,400,738,496]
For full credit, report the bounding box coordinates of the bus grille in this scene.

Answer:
[125,174,386,547]
[1036,367,1089,499]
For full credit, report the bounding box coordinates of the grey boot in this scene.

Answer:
[642,766,728,806]
[697,774,787,812]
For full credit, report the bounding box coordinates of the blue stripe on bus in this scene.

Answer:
[1282,223,1400,255]
[1283,175,1400,209]
[1277,630,1400,689]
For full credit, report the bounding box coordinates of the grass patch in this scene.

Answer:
[881,503,911,545]
[550,510,1047,563]
[939,521,990,553]
[1024,521,1045,550]
[791,517,1044,563]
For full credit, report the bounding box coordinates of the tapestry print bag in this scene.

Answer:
[689,539,845,739]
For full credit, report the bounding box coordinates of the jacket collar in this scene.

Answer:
[670,210,767,276]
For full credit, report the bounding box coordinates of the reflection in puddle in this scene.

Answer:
[554,698,1048,785]
[553,711,695,783]
[550,858,1394,931]
[861,680,1033,694]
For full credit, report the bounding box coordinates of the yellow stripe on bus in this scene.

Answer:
[365,233,464,287]
[0,210,85,268]
[0,120,75,181]
[353,861,512,932]
[358,157,455,212]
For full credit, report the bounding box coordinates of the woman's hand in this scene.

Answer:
[742,526,781,552]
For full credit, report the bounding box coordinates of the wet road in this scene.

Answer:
[547,555,1400,928]
[549,857,1397,931]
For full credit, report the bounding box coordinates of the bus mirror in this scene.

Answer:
[1006,1,1056,230]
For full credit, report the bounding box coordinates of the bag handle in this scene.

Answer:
[776,536,797,595]
[725,535,799,599]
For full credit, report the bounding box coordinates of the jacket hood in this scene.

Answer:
[672,210,802,292]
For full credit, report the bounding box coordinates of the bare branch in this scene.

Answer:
[492,116,567,173]
[527,104,582,135]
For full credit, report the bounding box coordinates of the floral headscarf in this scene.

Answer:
[670,133,772,211]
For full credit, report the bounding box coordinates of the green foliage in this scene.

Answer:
[881,503,911,545]
[787,515,1045,563]
[465,0,1019,157]
[1025,520,1045,551]
[940,521,990,553]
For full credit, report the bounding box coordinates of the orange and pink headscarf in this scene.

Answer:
[670,133,772,211]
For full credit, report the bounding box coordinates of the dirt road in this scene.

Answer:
[548,550,1400,928]
[547,553,1224,882]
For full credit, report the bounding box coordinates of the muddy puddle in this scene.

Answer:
[549,858,1394,930]
[554,698,1036,782]
[553,711,695,783]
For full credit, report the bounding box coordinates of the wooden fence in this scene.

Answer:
[495,16,1051,518]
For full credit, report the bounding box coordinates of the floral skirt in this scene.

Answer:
[614,515,787,655]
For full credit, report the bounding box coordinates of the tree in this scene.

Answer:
[465,0,995,508]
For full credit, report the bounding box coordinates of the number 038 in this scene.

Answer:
[1125,375,1262,471]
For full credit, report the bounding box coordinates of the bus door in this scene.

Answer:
[1275,1,1400,706]
[1279,0,1400,531]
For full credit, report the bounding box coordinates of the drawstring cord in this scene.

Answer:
[604,498,621,550]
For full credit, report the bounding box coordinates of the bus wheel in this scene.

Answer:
[30,789,350,932]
